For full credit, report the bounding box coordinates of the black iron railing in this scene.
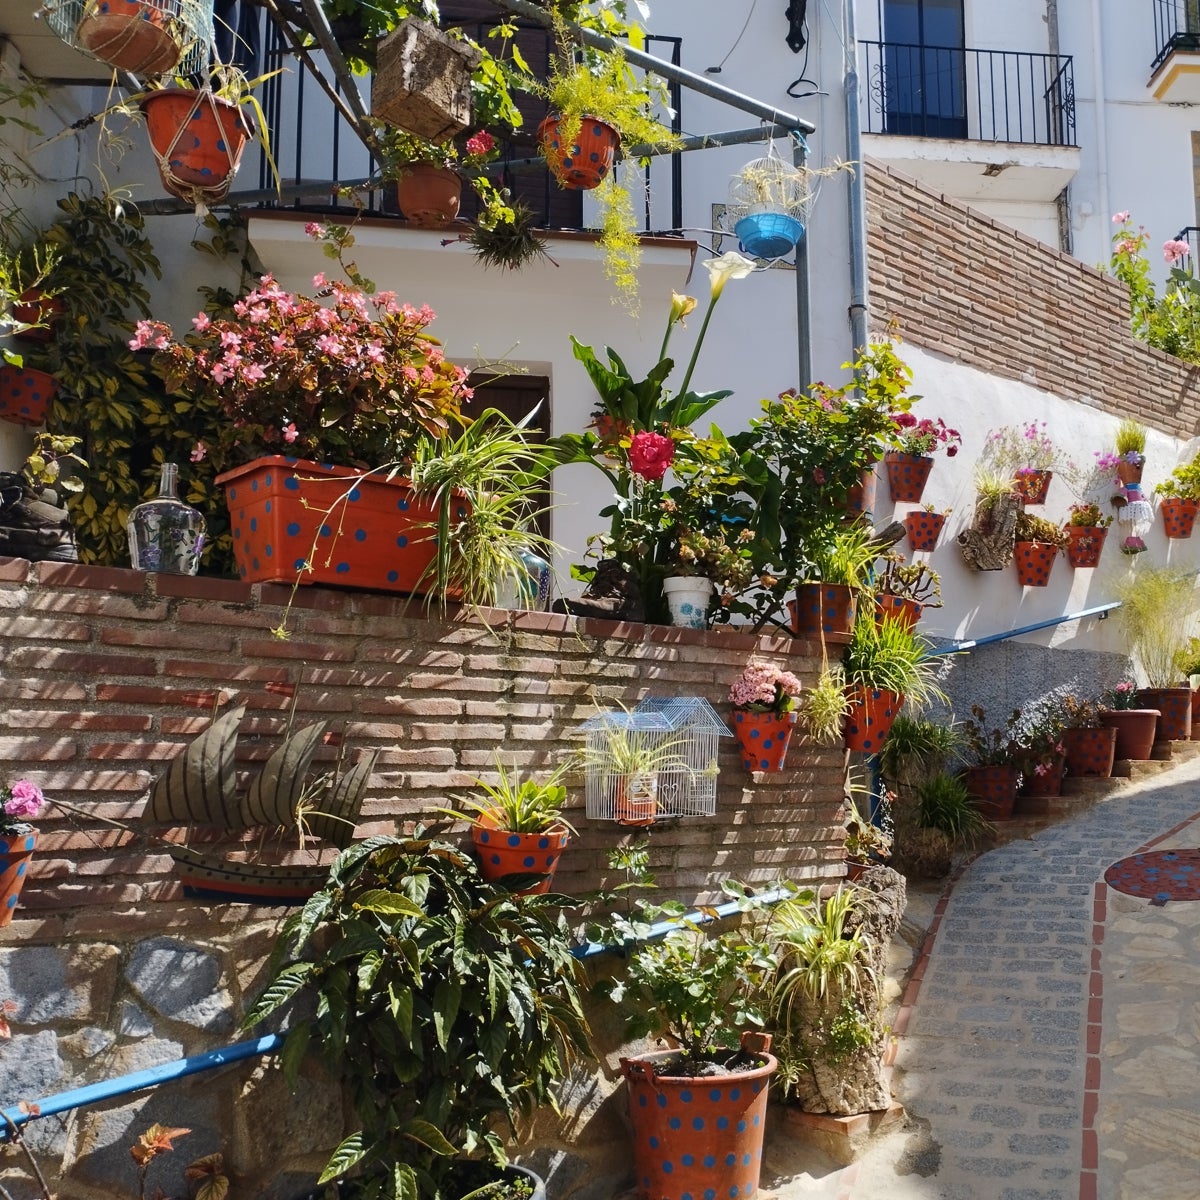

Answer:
[859,41,1076,147]
[246,9,683,234]
[1176,225,1200,261]
[1153,0,1200,73]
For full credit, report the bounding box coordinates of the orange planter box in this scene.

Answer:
[216,455,462,595]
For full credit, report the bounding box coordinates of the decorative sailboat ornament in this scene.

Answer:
[147,703,378,903]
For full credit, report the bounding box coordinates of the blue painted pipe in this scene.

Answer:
[929,600,1120,656]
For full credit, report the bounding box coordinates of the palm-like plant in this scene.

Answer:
[447,756,575,835]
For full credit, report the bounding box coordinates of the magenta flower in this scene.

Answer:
[3,779,44,827]
[190,442,207,463]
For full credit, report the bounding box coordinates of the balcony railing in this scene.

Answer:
[859,41,1076,148]
[1176,225,1200,261]
[1153,0,1200,72]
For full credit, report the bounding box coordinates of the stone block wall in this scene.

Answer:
[0,556,847,1199]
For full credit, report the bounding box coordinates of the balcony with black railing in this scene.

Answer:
[1151,0,1200,100]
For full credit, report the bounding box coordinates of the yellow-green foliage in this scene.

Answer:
[598,172,641,309]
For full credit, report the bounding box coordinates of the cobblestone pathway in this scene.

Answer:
[761,754,1200,1200]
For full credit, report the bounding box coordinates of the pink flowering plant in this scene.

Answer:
[981,421,1060,476]
[888,413,961,459]
[1103,680,1142,710]
[131,225,472,472]
[1,779,45,835]
[728,661,803,717]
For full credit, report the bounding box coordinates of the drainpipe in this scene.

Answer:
[844,0,870,354]
[794,134,812,389]
[1090,0,1111,238]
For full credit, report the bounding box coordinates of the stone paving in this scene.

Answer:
[758,753,1200,1200]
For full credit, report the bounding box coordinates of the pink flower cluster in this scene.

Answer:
[2,779,44,830]
[729,661,803,713]
[890,413,961,458]
[628,430,675,481]
[1164,239,1192,265]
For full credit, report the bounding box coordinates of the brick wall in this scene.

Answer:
[865,160,1200,440]
[0,557,847,934]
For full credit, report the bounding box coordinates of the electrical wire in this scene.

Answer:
[785,2,823,99]
[704,0,758,73]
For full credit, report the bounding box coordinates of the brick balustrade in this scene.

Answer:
[0,557,847,936]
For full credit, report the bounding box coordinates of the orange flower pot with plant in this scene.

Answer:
[729,660,803,773]
[883,413,961,504]
[0,779,46,926]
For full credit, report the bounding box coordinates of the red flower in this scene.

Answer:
[628,431,675,480]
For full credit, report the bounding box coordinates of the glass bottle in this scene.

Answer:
[126,462,206,575]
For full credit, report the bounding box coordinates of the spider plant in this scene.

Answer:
[444,755,576,835]
[800,663,851,745]
[915,772,991,844]
[878,714,964,787]
[842,614,948,710]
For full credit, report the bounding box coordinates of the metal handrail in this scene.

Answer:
[859,40,1076,147]
[929,600,1121,656]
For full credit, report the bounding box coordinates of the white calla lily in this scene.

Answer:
[702,251,757,300]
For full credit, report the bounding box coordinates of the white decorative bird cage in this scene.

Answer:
[581,697,733,826]
[726,148,812,260]
[42,0,214,78]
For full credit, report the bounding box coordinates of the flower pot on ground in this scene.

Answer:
[894,772,990,878]
[960,706,1025,820]
[1137,687,1192,741]
[1160,497,1200,539]
[0,779,46,927]
[1061,726,1116,778]
[904,508,947,552]
[447,758,574,896]
[961,765,1020,821]
[247,835,590,1200]
[729,662,803,773]
[883,451,933,503]
[1099,708,1159,760]
[395,163,463,228]
[0,364,55,427]
[1113,568,1200,709]
[662,574,714,629]
[1018,753,1065,797]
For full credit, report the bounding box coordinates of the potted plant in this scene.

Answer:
[379,127,498,229]
[841,613,946,754]
[1012,510,1069,587]
[600,880,782,1200]
[139,63,280,207]
[728,660,804,773]
[883,412,961,504]
[842,787,893,878]
[1114,418,1147,484]
[1011,696,1069,798]
[904,504,950,553]
[0,433,87,564]
[1114,568,1198,742]
[878,713,965,795]
[981,420,1061,506]
[960,705,1023,820]
[245,834,589,1200]
[871,555,942,631]
[0,778,45,926]
[798,662,851,747]
[134,227,474,595]
[1056,693,1117,778]
[896,772,991,878]
[444,756,575,896]
[790,523,878,637]
[957,467,1021,571]
[1154,453,1200,539]
[727,153,815,258]
[1063,501,1113,568]
[1175,637,1200,741]
[1099,680,1161,761]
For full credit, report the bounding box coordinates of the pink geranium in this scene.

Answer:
[2,779,45,832]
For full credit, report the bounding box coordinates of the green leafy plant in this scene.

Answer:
[1066,502,1112,528]
[1113,567,1199,687]
[799,663,851,746]
[1115,418,1148,457]
[842,615,947,710]
[1014,510,1070,549]
[1153,454,1200,500]
[914,772,990,844]
[445,756,575,835]
[843,788,892,864]
[878,714,964,789]
[245,834,590,1200]
[805,523,879,588]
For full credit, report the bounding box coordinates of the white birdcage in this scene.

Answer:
[725,145,813,260]
[42,0,214,79]
[581,698,732,825]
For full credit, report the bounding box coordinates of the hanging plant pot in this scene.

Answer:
[613,771,657,827]
[1061,726,1116,778]
[662,575,714,629]
[1013,540,1059,587]
[370,17,479,141]
[1160,497,1200,539]
[904,509,946,552]
[732,709,798,773]
[873,593,921,632]
[883,451,934,504]
[789,583,856,638]
[843,685,903,753]
[0,828,37,927]
[395,163,462,228]
[844,465,878,521]
[12,292,65,343]
[622,1032,776,1200]
[537,114,620,191]
[141,88,252,207]
[470,810,570,897]
[75,0,184,74]
[0,366,56,427]
[735,210,804,259]
[962,765,1019,821]
[1116,455,1145,486]
[1013,470,1052,506]
[1137,687,1192,741]
[1064,524,1107,568]
[1099,709,1159,761]
[1019,754,1065,797]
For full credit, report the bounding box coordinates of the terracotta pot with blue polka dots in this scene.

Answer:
[471,809,569,896]
[141,89,251,206]
[215,455,457,594]
[1012,469,1052,506]
[76,0,183,75]
[537,114,620,190]
[1160,497,1200,539]
[621,1031,777,1200]
[731,710,797,773]
[882,452,933,504]
[842,685,903,754]
[0,828,37,928]
[0,365,56,428]
[1013,540,1059,587]
[788,583,856,638]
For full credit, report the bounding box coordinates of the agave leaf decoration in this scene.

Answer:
[241,721,330,829]
[147,704,246,826]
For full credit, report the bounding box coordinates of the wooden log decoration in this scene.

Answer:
[957,492,1020,571]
